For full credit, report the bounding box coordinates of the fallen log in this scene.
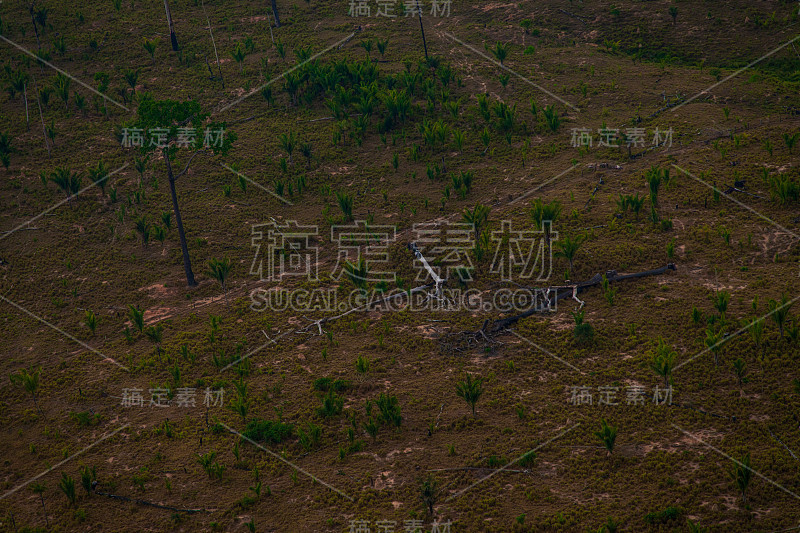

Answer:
[93,485,214,513]
[487,263,677,334]
[441,263,677,352]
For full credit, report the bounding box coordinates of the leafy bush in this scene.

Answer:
[242,419,294,444]
[644,506,681,524]
[318,389,344,418]
[376,393,402,427]
[312,377,351,392]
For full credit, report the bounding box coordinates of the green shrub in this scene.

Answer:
[242,419,294,444]
[644,506,681,524]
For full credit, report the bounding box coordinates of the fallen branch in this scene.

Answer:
[407,242,445,301]
[768,427,800,463]
[337,27,362,49]
[723,184,764,199]
[427,467,530,474]
[558,8,588,24]
[93,486,214,513]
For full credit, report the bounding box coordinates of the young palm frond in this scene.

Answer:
[207,257,233,304]
[455,374,483,416]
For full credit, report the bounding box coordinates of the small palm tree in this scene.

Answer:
[87,159,109,195]
[134,155,148,186]
[731,453,753,505]
[231,43,246,74]
[782,131,799,154]
[142,38,158,64]
[231,395,249,422]
[49,167,82,202]
[359,39,373,60]
[84,310,99,336]
[31,482,49,527]
[134,216,151,246]
[58,472,76,507]
[594,419,617,456]
[750,317,765,357]
[123,68,139,96]
[649,338,676,386]
[278,131,297,165]
[344,254,368,290]
[769,293,793,338]
[335,190,354,221]
[542,105,561,132]
[668,6,678,26]
[530,198,562,253]
[207,257,233,304]
[489,42,508,64]
[732,358,746,387]
[300,141,313,168]
[462,203,490,241]
[420,475,439,518]
[455,374,483,416]
[10,366,42,414]
[144,323,164,356]
[554,235,583,273]
[128,304,145,333]
[54,73,71,111]
[376,38,389,59]
[704,325,726,366]
[712,290,730,319]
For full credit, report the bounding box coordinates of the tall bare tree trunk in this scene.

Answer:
[163,148,197,286]
[31,74,50,157]
[270,0,281,28]
[415,0,428,61]
[164,0,179,51]
[200,0,224,88]
[28,3,41,49]
[23,83,30,131]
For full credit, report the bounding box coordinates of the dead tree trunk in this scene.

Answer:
[23,83,29,131]
[488,263,677,334]
[31,74,50,157]
[28,3,41,49]
[164,0,179,51]
[441,263,677,352]
[200,0,224,88]
[163,148,196,286]
[415,0,429,61]
[270,0,281,28]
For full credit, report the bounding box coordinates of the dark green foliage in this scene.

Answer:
[242,419,294,444]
